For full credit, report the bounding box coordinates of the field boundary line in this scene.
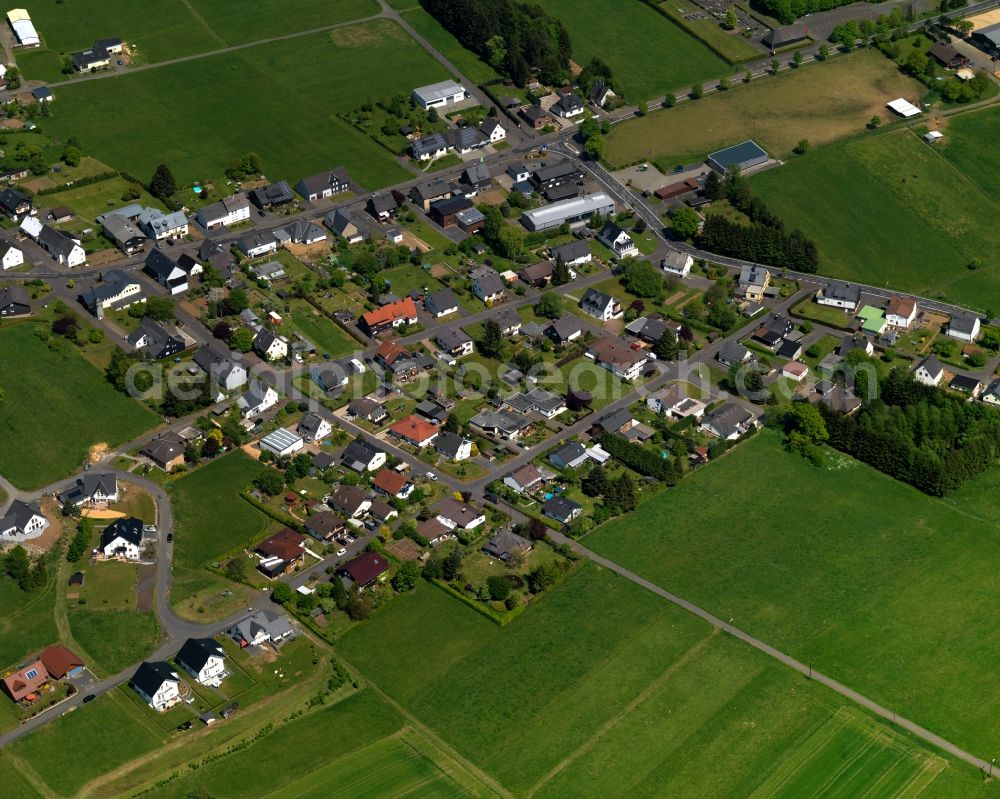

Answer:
[177,0,228,47]
[337,662,513,799]
[4,749,58,799]
[397,728,487,799]
[525,627,719,798]
[751,715,852,799]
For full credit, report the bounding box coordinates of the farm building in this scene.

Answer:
[707,141,768,174]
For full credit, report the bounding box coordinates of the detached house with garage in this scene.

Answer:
[34,223,86,267]
[237,230,278,259]
[424,288,460,318]
[59,474,118,507]
[176,638,227,688]
[297,412,332,442]
[131,662,181,712]
[237,381,280,418]
[79,269,145,317]
[947,314,981,342]
[816,281,860,311]
[126,318,185,360]
[100,517,143,561]
[359,297,418,336]
[196,193,251,229]
[144,249,188,294]
[296,167,350,201]
[389,414,440,447]
[341,438,387,473]
[580,288,623,322]
[914,355,945,386]
[0,499,47,540]
[588,337,648,381]
[471,268,506,304]
[436,327,474,359]
[435,430,473,461]
[229,611,294,648]
[598,222,639,259]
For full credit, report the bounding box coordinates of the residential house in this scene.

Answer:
[504,387,567,419]
[429,196,474,228]
[0,241,24,270]
[435,430,473,461]
[597,222,639,259]
[228,610,294,648]
[776,338,802,361]
[594,408,637,438]
[252,328,288,361]
[699,403,758,440]
[250,260,285,281]
[625,316,677,345]
[126,318,185,360]
[469,409,533,440]
[0,188,32,220]
[838,334,874,357]
[436,327,474,358]
[366,193,398,221]
[255,527,306,577]
[137,207,188,240]
[281,220,327,245]
[471,268,506,304]
[196,193,251,229]
[816,281,860,311]
[237,381,280,418]
[359,297,418,336]
[436,498,486,530]
[580,288,622,322]
[258,427,304,458]
[552,92,584,118]
[325,209,365,244]
[504,463,544,494]
[101,213,147,254]
[144,249,188,294]
[304,511,346,542]
[482,529,531,561]
[496,307,522,336]
[521,104,558,130]
[389,414,439,447]
[717,341,751,368]
[507,162,531,183]
[588,79,616,108]
[237,229,278,258]
[661,249,693,277]
[131,662,181,712]
[297,412,332,442]
[416,400,448,424]
[588,336,648,381]
[519,260,559,288]
[424,288,460,318]
[346,398,388,424]
[529,161,583,193]
[373,468,415,500]
[141,433,186,471]
[546,315,583,346]
[950,374,982,396]
[914,355,945,386]
[0,499,47,539]
[461,163,492,194]
[38,645,84,680]
[981,379,1000,406]
[3,660,49,702]
[100,517,143,560]
[337,551,389,588]
[885,296,917,328]
[176,638,227,687]
[782,360,809,382]
[417,517,454,546]
[551,239,591,267]
[542,496,583,525]
[194,343,248,391]
[35,225,85,267]
[341,438,387,472]
[249,180,294,210]
[548,441,590,470]
[295,168,350,201]
[929,41,971,69]
[948,314,981,342]
[738,265,770,302]
[480,117,506,143]
[58,474,118,507]
[411,132,450,161]
[409,179,455,211]
[0,285,30,317]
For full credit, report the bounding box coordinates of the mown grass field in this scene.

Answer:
[939,104,1000,199]
[658,0,762,63]
[400,6,499,85]
[606,50,922,167]
[68,608,161,675]
[40,21,448,190]
[16,0,378,64]
[170,450,276,571]
[284,301,358,358]
[752,129,1000,309]
[534,0,729,101]
[587,431,1000,760]
[0,322,158,489]
[0,576,59,669]
[32,178,164,224]
[337,566,971,798]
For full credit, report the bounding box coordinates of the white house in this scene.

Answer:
[252,329,288,362]
[598,222,639,259]
[138,207,189,240]
[947,314,980,342]
[237,230,278,258]
[238,382,280,418]
[885,296,917,329]
[100,517,143,561]
[176,638,227,688]
[196,193,251,229]
[580,288,623,322]
[435,431,473,462]
[0,500,47,540]
[661,249,692,277]
[297,412,332,442]
[480,118,506,144]
[36,224,86,267]
[816,281,861,311]
[914,355,944,386]
[228,610,294,648]
[0,242,24,269]
[59,474,119,507]
[131,662,181,712]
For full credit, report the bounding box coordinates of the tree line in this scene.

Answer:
[421,0,571,86]
[752,0,865,26]
[820,367,1000,496]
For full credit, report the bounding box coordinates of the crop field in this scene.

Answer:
[40,21,449,190]
[534,0,729,101]
[337,566,971,797]
[16,0,378,64]
[587,431,1000,759]
[606,50,922,167]
[0,322,158,489]
[170,450,276,571]
[752,129,1000,309]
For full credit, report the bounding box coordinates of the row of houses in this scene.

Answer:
[410,118,506,161]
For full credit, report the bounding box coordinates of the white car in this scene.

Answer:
[350,358,366,374]
[336,547,347,557]
[425,471,437,481]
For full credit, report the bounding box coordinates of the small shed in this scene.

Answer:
[924,131,943,144]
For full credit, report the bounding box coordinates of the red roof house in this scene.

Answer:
[337,551,390,587]
[3,659,49,702]
[39,644,85,679]
[389,414,439,447]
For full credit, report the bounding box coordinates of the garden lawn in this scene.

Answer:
[0,322,158,489]
[587,430,1000,759]
[534,0,728,101]
[14,49,64,83]
[68,609,161,675]
[32,178,165,224]
[338,566,970,797]
[752,129,1000,310]
[8,690,163,797]
[39,21,448,191]
[170,451,276,571]
[77,561,138,609]
[606,50,923,167]
[284,301,358,358]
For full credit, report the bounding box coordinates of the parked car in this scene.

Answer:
[336,547,347,557]
[82,694,96,704]
[425,471,437,480]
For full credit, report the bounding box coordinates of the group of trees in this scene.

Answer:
[698,168,818,272]
[821,368,1000,496]
[224,152,263,182]
[2,545,48,592]
[422,0,571,85]
[599,433,686,484]
[899,43,991,103]
[481,203,527,261]
[581,464,639,518]
[754,0,862,26]
[829,7,908,48]
[620,259,664,299]
[67,518,94,562]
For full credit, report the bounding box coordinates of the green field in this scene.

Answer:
[587,431,1000,759]
[284,301,358,358]
[939,104,1000,198]
[606,50,922,167]
[39,20,449,191]
[68,609,161,675]
[16,0,378,64]
[0,322,158,489]
[400,6,499,85]
[752,129,1000,309]
[338,566,971,797]
[77,561,138,608]
[171,451,276,572]
[534,0,728,101]
[658,0,762,63]
[0,577,59,670]
[32,178,165,224]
